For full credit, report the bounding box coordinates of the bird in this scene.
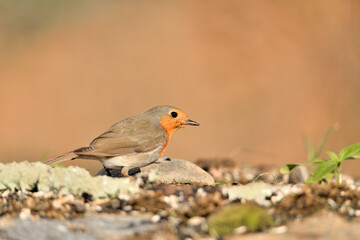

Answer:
[44,105,199,176]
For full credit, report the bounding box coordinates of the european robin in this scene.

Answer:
[44,105,199,176]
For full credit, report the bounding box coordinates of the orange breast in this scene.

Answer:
[159,116,180,156]
[160,134,170,156]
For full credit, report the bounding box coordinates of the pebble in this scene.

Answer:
[163,195,179,209]
[1,190,10,197]
[288,166,310,184]
[51,199,63,210]
[233,226,247,234]
[327,198,338,209]
[187,216,206,227]
[19,208,31,220]
[269,225,287,234]
[355,210,360,217]
[151,214,161,223]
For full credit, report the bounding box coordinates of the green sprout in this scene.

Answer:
[41,147,53,162]
[252,173,278,184]
[281,125,360,184]
[41,147,66,168]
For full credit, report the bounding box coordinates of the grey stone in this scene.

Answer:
[96,157,215,185]
[0,215,158,240]
[288,166,310,184]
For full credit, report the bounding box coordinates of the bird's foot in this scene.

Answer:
[121,166,130,177]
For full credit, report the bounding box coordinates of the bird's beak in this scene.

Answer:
[184,119,200,126]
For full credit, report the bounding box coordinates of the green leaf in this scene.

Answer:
[314,124,338,158]
[211,182,227,186]
[338,143,360,162]
[41,147,53,162]
[309,157,327,164]
[303,137,315,161]
[252,173,278,183]
[50,163,66,168]
[280,164,301,174]
[305,176,315,184]
[324,172,334,182]
[311,161,337,183]
[327,151,339,162]
[280,162,314,174]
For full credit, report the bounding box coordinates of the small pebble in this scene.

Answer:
[355,210,360,217]
[164,195,179,209]
[118,193,130,201]
[233,226,247,234]
[2,190,10,197]
[19,208,31,220]
[269,226,287,234]
[347,208,355,217]
[328,198,338,209]
[151,214,161,223]
[196,188,207,198]
[187,216,206,227]
[123,205,133,212]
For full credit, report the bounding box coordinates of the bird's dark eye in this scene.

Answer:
[171,111,178,118]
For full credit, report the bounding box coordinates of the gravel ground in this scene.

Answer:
[0,159,359,240]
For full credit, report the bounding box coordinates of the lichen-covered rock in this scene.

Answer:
[223,182,273,206]
[0,161,139,198]
[0,161,48,191]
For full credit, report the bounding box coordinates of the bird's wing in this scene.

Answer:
[74,129,163,157]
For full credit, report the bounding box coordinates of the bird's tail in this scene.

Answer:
[43,151,78,165]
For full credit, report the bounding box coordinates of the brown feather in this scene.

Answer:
[43,151,78,165]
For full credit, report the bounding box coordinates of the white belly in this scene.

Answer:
[102,147,161,170]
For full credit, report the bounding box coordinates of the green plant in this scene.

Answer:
[252,173,278,183]
[281,143,360,184]
[41,148,66,168]
[41,147,53,162]
[207,204,274,237]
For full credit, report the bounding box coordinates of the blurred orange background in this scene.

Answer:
[1,0,360,176]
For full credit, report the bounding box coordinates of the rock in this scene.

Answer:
[0,161,140,198]
[223,182,273,206]
[288,166,310,184]
[0,215,159,240]
[96,157,215,185]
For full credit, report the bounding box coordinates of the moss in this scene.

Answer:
[207,204,274,237]
[0,161,139,198]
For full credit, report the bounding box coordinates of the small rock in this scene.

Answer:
[223,182,273,206]
[151,214,161,223]
[327,198,338,209]
[233,226,247,234]
[187,216,206,227]
[355,210,360,217]
[288,166,309,184]
[269,225,287,234]
[19,208,32,220]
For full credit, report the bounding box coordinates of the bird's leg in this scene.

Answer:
[103,166,112,177]
[121,166,130,177]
